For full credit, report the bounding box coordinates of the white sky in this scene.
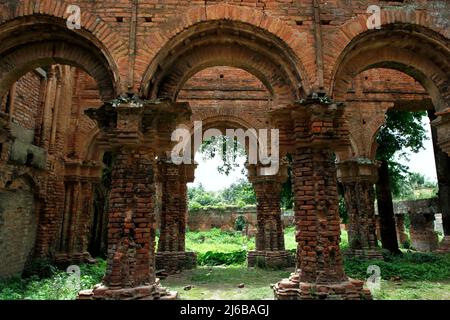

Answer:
[396,116,437,183]
[191,116,438,191]
[188,152,247,192]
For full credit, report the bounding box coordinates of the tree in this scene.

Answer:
[221,179,256,206]
[200,136,246,175]
[376,110,427,254]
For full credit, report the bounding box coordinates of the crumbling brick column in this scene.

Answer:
[247,165,293,268]
[78,97,190,300]
[429,110,450,252]
[337,159,383,260]
[395,214,409,246]
[410,213,439,252]
[272,98,372,300]
[54,161,102,265]
[156,161,197,273]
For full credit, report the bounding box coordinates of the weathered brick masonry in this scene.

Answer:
[0,0,449,300]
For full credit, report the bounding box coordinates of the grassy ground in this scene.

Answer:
[161,266,291,300]
[1,229,449,300]
[185,226,345,253]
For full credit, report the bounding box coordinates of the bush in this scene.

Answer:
[0,259,106,300]
[234,215,247,231]
[344,253,450,281]
[197,250,247,266]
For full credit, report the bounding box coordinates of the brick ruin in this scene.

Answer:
[0,0,449,300]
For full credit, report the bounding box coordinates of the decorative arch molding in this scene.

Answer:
[330,24,450,112]
[0,0,128,99]
[327,8,450,106]
[139,4,313,102]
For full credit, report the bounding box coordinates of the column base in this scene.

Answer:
[78,279,177,300]
[344,248,384,260]
[435,236,450,253]
[247,250,295,269]
[53,252,97,265]
[273,272,372,300]
[156,251,197,274]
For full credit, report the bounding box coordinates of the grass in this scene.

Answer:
[161,266,291,300]
[0,260,105,300]
[185,226,348,253]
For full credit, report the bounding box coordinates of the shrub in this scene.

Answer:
[197,250,247,266]
[234,215,247,231]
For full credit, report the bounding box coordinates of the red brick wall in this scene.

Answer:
[11,71,42,131]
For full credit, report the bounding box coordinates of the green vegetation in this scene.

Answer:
[345,252,450,281]
[0,260,105,300]
[188,180,256,211]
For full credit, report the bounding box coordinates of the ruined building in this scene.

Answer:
[0,0,449,300]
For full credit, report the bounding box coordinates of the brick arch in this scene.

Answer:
[140,5,313,102]
[0,2,127,99]
[325,9,450,90]
[330,25,450,112]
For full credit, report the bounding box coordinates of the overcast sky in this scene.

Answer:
[190,116,438,191]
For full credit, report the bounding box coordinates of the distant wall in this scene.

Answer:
[392,198,443,233]
[186,207,294,232]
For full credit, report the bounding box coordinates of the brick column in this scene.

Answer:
[429,110,450,252]
[90,148,171,299]
[272,98,372,300]
[247,165,293,268]
[156,161,197,273]
[54,161,102,265]
[395,214,409,246]
[337,159,383,260]
[410,213,439,252]
[79,97,190,300]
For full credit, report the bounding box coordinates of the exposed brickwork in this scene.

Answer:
[395,214,409,247]
[155,161,197,273]
[394,199,440,252]
[273,101,371,300]
[0,178,37,278]
[0,0,448,300]
[247,165,293,268]
[337,160,383,260]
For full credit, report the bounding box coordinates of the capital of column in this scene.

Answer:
[85,95,191,152]
[156,159,197,184]
[337,158,379,184]
[270,95,350,153]
[63,159,104,183]
[246,161,288,185]
[432,109,450,156]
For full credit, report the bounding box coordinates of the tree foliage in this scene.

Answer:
[376,110,429,197]
[188,180,256,210]
[200,136,246,175]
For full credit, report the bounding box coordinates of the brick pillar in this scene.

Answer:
[272,98,372,300]
[409,205,439,252]
[429,110,450,252]
[156,161,196,273]
[79,97,190,300]
[337,160,383,260]
[395,214,409,246]
[247,165,293,268]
